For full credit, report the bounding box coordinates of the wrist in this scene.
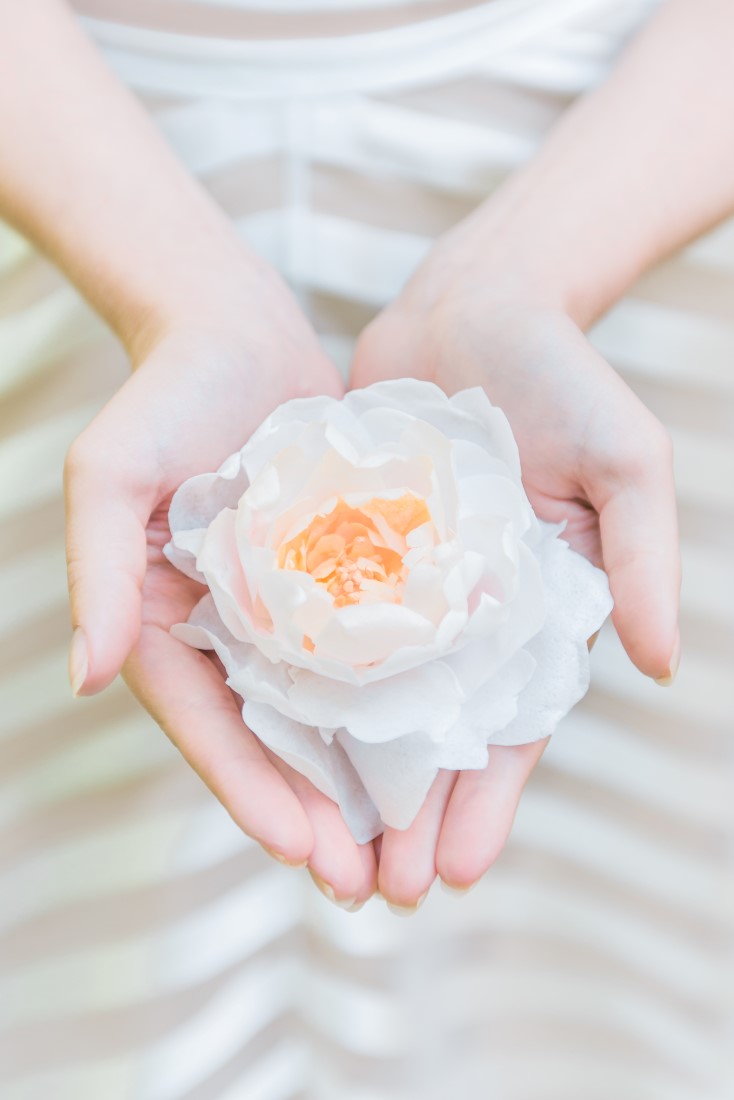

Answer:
[422,172,632,331]
[116,229,279,366]
[442,204,598,329]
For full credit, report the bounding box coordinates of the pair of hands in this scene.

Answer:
[64,227,680,914]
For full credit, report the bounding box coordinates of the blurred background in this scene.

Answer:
[1,1,733,1097]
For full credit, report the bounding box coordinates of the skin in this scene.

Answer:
[2,0,734,910]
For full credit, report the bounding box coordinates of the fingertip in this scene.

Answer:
[260,841,311,870]
[611,597,679,682]
[256,791,316,866]
[435,830,505,890]
[654,627,681,687]
[68,627,88,697]
[70,602,143,696]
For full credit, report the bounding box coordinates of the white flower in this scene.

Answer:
[165,380,612,843]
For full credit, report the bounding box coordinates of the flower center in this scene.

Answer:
[277,493,431,607]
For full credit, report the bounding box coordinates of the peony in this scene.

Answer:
[165,380,612,843]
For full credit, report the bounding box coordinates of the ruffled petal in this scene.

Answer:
[436,649,536,768]
[336,728,441,832]
[196,508,273,643]
[492,532,613,745]
[242,701,383,843]
[287,659,463,744]
[165,453,249,580]
[314,602,436,666]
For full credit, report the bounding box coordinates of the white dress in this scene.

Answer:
[1,2,732,1098]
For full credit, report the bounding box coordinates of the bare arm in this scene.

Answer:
[0,0,255,359]
[452,0,734,325]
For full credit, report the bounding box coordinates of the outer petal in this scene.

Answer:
[287,659,463,745]
[345,380,521,478]
[171,595,301,717]
[242,701,383,844]
[447,387,522,479]
[164,452,249,581]
[435,648,536,768]
[240,394,372,483]
[492,532,613,746]
[196,508,273,643]
[336,728,441,832]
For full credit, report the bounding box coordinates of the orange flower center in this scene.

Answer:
[277,493,431,608]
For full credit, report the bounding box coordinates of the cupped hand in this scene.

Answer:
[64,256,376,908]
[350,238,680,909]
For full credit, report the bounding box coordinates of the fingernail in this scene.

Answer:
[346,899,367,913]
[656,630,681,687]
[386,890,428,917]
[439,879,477,897]
[588,630,600,653]
[308,869,357,909]
[68,628,88,697]
[261,845,308,869]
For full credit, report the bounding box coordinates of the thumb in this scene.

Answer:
[594,427,681,683]
[64,435,151,696]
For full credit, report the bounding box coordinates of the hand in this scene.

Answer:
[64,256,377,908]
[350,231,681,908]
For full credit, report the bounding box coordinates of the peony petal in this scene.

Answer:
[457,473,532,534]
[314,602,435,666]
[458,514,519,603]
[451,438,516,483]
[400,561,449,625]
[345,379,521,479]
[196,508,273,643]
[165,455,249,580]
[287,659,463,744]
[243,701,383,843]
[492,530,613,745]
[164,527,208,582]
[435,649,536,768]
[336,728,441,832]
[448,387,522,478]
[171,595,304,717]
[463,539,544,643]
[239,396,340,482]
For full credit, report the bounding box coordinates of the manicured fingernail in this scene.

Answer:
[262,845,307,869]
[656,631,681,687]
[68,628,88,697]
[308,869,357,909]
[439,879,477,897]
[346,899,367,913]
[386,890,427,917]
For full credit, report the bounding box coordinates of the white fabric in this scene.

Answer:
[1,1,733,1098]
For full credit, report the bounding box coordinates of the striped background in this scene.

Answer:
[1,1,732,1097]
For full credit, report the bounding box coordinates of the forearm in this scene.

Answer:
[461,0,734,327]
[0,0,256,360]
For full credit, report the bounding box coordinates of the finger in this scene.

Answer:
[436,739,548,889]
[378,769,457,914]
[595,432,681,681]
[263,754,377,907]
[64,437,153,696]
[123,624,315,866]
